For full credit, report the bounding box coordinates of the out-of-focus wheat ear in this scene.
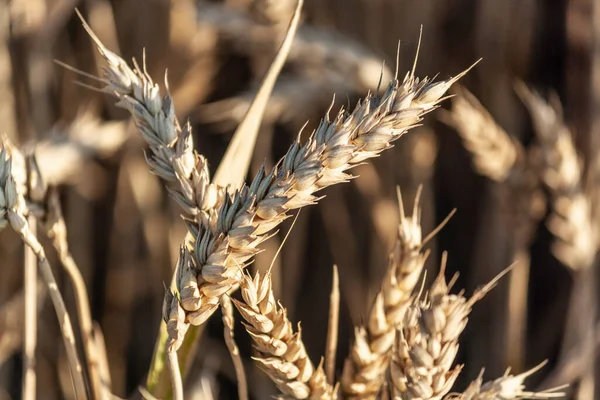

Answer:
[0,142,87,399]
[390,253,505,400]
[213,0,303,190]
[197,0,393,93]
[442,85,520,181]
[515,82,597,271]
[448,362,565,400]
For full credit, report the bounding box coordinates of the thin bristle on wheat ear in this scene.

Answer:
[340,187,434,399]
[390,254,508,400]
[233,272,334,399]
[515,83,597,271]
[446,362,565,400]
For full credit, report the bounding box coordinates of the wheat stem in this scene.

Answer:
[325,265,340,385]
[17,222,87,399]
[222,295,249,400]
[44,189,105,399]
[167,350,183,400]
[22,215,37,400]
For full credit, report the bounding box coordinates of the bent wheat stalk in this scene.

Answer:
[0,146,87,399]
[233,271,334,399]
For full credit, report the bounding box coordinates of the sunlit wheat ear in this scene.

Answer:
[341,186,455,399]
[233,272,335,399]
[515,82,597,270]
[58,10,222,228]
[447,362,565,400]
[172,54,477,330]
[390,254,509,400]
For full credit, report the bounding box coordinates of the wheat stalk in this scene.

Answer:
[340,187,432,399]
[0,144,87,399]
[233,271,335,399]
[390,254,505,400]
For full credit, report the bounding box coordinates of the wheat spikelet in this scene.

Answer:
[516,83,597,270]
[340,188,429,399]
[446,364,564,400]
[232,271,335,399]
[390,255,503,400]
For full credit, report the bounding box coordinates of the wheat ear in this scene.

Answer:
[447,363,564,400]
[58,10,222,226]
[340,187,431,399]
[443,86,520,182]
[390,254,506,400]
[233,271,334,399]
[173,61,475,329]
[515,83,597,270]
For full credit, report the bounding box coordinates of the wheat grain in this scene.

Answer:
[340,188,429,399]
[233,271,335,399]
[390,254,504,400]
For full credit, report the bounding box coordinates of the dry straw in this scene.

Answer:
[515,83,597,271]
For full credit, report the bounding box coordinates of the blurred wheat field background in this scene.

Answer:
[0,0,598,399]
